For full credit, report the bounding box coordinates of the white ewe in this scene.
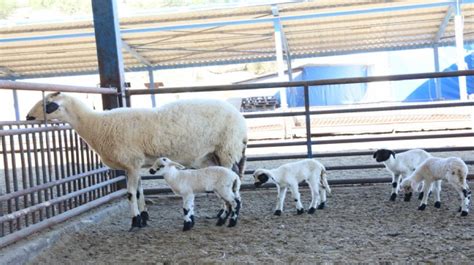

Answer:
[26,92,247,229]
[149,157,241,230]
[373,148,431,201]
[400,157,471,216]
[253,159,331,215]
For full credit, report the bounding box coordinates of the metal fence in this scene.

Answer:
[0,83,125,248]
[1,70,474,247]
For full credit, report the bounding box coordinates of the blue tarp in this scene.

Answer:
[276,65,369,107]
[404,52,474,102]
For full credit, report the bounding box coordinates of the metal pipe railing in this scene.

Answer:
[0,176,125,224]
[0,80,117,94]
[0,189,127,249]
[127,70,474,95]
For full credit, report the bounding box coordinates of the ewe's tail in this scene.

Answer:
[320,168,331,194]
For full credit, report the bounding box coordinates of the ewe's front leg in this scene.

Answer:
[418,181,433,211]
[182,194,195,231]
[137,178,149,226]
[457,187,471,216]
[126,173,142,230]
[274,186,287,216]
[289,183,304,215]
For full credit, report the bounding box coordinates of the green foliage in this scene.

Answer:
[28,0,91,15]
[0,0,17,19]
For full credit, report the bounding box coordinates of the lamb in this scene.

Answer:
[373,148,431,201]
[149,157,242,230]
[253,159,331,215]
[400,157,471,216]
[26,92,247,229]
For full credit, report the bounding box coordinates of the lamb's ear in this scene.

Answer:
[257,173,269,184]
[372,151,378,159]
[170,161,186,170]
[51,92,61,97]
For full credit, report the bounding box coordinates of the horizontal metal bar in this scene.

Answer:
[0,167,110,202]
[0,189,126,249]
[0,176,125,224]
[127,70,474,95]
[144,175,474,195]
[0,1,456,44]
[247,132,474,148]
[0,80,117,94]
[246,146,474,161]
[244,101,474,119]
[0,125,72,137]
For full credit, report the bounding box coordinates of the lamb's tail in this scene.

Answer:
[320,168,331,194]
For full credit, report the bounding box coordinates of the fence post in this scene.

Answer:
[92,0,127,189]
[304,84,313,158]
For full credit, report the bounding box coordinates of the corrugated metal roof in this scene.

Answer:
[1,0,473,79]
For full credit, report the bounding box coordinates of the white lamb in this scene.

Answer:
[373,148,432,201]
[253,159,331,215]
[149,157,242,230]
[26,92,247,229]
[400,157,471,216]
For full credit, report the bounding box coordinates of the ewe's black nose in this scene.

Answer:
[149,168,156,175]
[26,115,35,121]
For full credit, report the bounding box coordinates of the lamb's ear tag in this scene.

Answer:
[45,102,59,114]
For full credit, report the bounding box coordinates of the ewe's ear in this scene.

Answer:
[372,151,378,159]
[390,151,396,159]
[51,92,61,97]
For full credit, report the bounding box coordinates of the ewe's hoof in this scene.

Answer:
[274,210,282,216]
[390,193,397,201]
[317,202,326,209]
[458,206,462,212]
[434,201,441,208]
[296,208,305,215]
[183,221,193,231]
[190,215,195,227]
[140,211,149,226]
[228,218,237,227]
[404,193,412,202]
[308,207,316,214]
[418,192,424,200]
[461,211,469,216]
[418,204,427,211]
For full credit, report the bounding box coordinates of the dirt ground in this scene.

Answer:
[26,180,474,264]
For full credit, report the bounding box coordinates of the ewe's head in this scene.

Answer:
[26,92,69,121]
[149,157,185,175]
[372,149,396,162]
[253,169,271,187]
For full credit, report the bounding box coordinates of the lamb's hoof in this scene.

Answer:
[140,211,149,226]
[461,211,469,216]
[216,209,225,218]
[390,193,397,201]
[296,208,305,215]
[190,215,195,227]
[128,215,143,231]
[418,192,424,200]
[434,201,441,208]
[274,210,282,216]
[308,207,316,214]
[183,221,193,231]
[216,217,227,226]
[228,218,237,227]
[404,193,412,202]
[418,204,427,211]
[317,202,326,209]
